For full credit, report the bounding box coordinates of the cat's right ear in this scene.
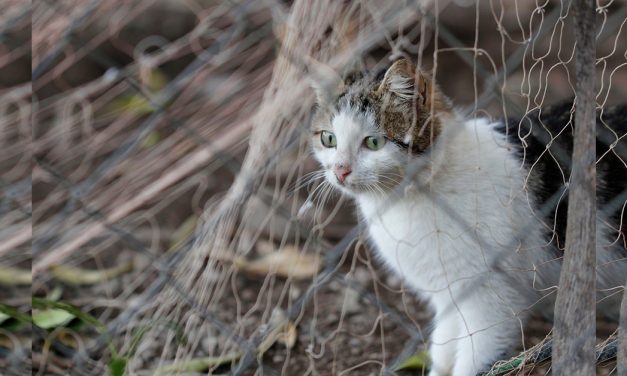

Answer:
[306,57,344,106]
[377,58,430,106]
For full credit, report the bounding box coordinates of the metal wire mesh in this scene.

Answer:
[6,0,624,375]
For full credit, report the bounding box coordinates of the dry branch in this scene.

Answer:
[552,1,597,374]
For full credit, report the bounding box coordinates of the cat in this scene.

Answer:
[308,58,626,376]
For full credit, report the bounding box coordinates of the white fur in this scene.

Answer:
[385,75,415,99]
[312,107,622,375]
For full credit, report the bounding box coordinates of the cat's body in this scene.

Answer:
[309,58,626,376]
[358,117,555,375]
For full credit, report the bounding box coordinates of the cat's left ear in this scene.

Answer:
[377,58,430,106]
[306,57,344,106]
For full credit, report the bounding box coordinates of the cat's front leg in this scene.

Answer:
[428,314,459,376]
[450,301,522,376]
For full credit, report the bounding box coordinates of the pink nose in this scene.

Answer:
[334,166,352,184]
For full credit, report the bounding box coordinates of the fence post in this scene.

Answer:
[552,0,597,375]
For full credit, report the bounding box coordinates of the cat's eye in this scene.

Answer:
[364,135,386,150]
[320,131,337,148]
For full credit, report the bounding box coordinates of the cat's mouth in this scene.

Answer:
[326,170,400,195]
[335,175,348,186]
[330,176,375,195]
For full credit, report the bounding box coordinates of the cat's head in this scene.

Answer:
[309,58,452,196]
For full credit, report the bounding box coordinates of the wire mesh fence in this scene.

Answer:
[3,0,623,374]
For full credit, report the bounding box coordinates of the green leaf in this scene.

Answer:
[483,356,523,376]
[32,298,125,374]
[108,95,155,116]
[0,311,22,331]
[141,67,168,92]
[0,304,32,325]
[394,350,431,371]
[108,356,127,376]
[32,309,76,329]
[0,312,9,325]
[32,298,106,332]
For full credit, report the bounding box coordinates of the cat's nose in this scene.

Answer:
[334,165,352,184]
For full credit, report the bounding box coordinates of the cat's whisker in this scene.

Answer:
[292,170,326,193]
[310,182,327,218]
[314,183,337,220]
[378,175,402,185]
[311,180,326,200]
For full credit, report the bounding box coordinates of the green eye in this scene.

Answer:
[320,131,337,148]
[364,135,386,150]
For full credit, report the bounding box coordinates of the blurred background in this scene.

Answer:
[1,0,625,374]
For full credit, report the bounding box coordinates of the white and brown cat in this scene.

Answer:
[309,58,626,376]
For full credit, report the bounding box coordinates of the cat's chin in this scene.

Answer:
[328,179,387,198]
[323,178,358,197]
[329,181,357,196]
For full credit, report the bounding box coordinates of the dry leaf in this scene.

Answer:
[278,321,297,349]
[51,260,133,285]
[255,240,276,255]
[0,267,31,285]
[394,350,431,371]
[235,245,320,280]
[156,352,241,374]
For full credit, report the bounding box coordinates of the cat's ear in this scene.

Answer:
[377,58,430,105]
[306,57,344,105]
